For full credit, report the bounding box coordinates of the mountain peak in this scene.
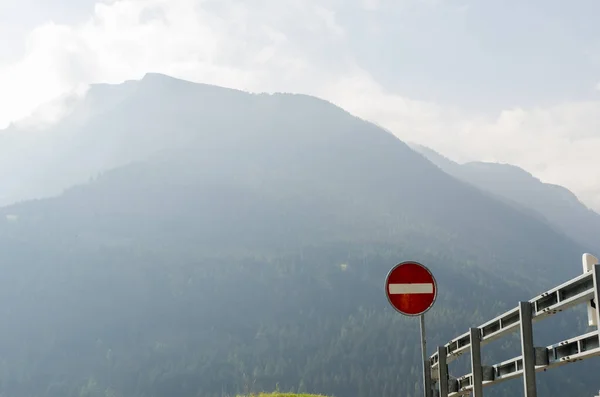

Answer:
[138,72,196,89]
[137,72,259,100]
[141,72,184,83]
[463,161,534,179]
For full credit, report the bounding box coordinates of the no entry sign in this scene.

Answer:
[385,261,437,316]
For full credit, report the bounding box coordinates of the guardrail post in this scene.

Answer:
[583,254,599,327]
[469,328,483,397]
[519,301,537,397]
[594,265,600,329]
[437,346,448,397]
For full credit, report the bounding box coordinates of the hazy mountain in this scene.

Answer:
[0,74,206,206]
[0,74,596,397]
[411,143,600,253]
[0,79,140,205]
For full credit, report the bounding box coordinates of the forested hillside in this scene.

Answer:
[0,74,597,397]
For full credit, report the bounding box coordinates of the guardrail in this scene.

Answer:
[429,254,600,397]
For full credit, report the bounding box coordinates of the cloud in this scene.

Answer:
[2,0,600,212]
[0,0,347,128]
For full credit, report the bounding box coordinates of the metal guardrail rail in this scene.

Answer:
[428,254,600,397]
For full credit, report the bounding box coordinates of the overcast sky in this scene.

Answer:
[2,0,600,209]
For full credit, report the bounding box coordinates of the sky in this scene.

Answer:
[1,0,600,209]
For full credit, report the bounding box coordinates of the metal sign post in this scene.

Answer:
[385,261,438,397]
[420,315,432,397]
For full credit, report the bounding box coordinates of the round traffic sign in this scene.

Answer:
[385,261,437,316]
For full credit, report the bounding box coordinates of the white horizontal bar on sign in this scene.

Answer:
[388,283,433,294]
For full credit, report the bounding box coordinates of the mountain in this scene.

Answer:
[0,78,141,206]
[411,143,600,253]
[0,74,597,397]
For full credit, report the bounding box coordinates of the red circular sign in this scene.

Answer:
[385,261,437,316]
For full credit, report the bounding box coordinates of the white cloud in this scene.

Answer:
[2,0,600,212]
[0,0,352,127]
[13,84,90,130]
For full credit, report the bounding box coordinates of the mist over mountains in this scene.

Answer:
[411,143,600,254]
[0,73,598,397]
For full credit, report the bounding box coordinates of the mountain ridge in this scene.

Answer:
[410,143,600,253]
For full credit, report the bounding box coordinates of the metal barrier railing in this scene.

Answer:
[429,254,600,397]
